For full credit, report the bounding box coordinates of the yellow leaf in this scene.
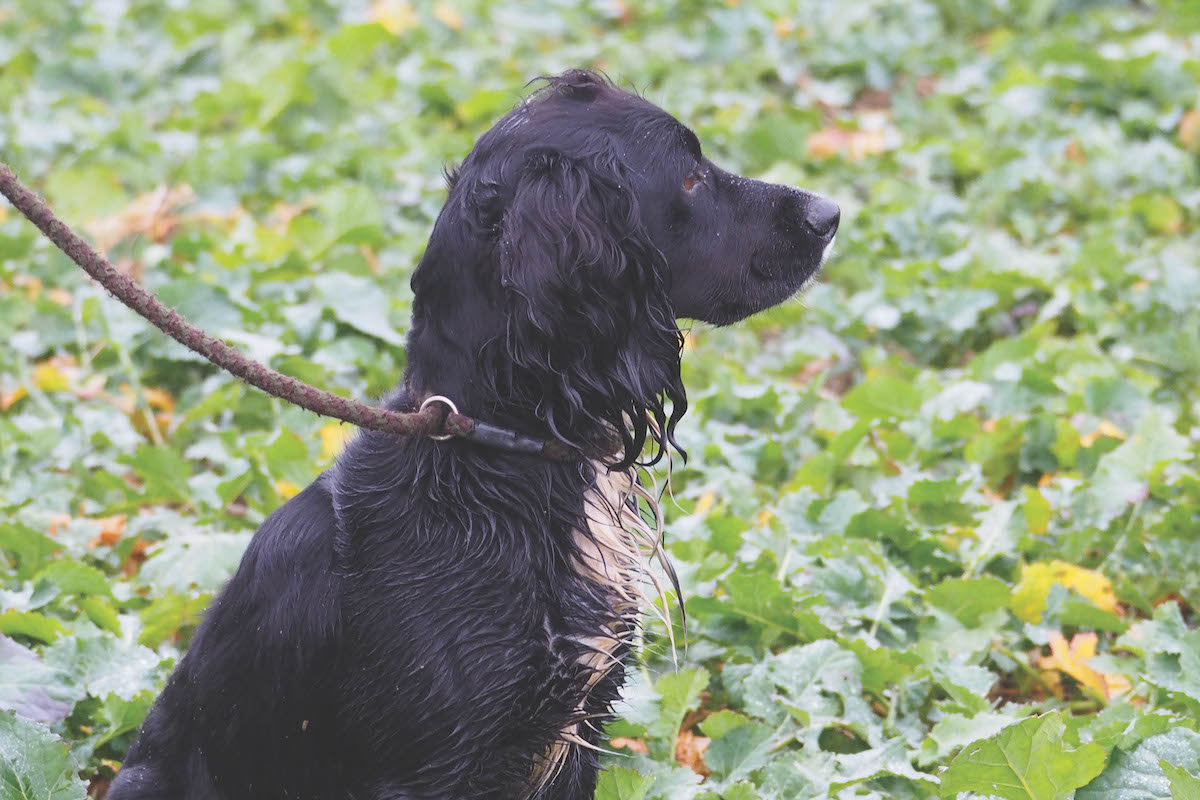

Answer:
[1180,108,1200,151]
[1012,560,1118,623]
[433,2,462,30]
[142,387,175,412]
[368,0,416,34]
[32,362,71,392]
[275,480,302,499]
[320,423,353,461]
[15,275,42,301]
[694,491,716,516]
[0,385,27,411]
[1037,632,1131,701]
[1080,420,1126,447]
[47,288,74,306]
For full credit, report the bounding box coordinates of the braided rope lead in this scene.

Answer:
[0,161,544,453]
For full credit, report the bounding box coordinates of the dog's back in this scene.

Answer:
[109,474,344,798]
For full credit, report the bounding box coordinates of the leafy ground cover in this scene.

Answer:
[2,0,1200,797]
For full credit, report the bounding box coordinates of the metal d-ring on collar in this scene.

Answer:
[419,395,459,441]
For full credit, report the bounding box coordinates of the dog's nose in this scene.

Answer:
[805,196,840,239]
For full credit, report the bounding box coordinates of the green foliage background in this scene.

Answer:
[2,0,1200,797]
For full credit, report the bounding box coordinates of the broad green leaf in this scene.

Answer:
[33,560,113,599]
[1077,729,1200,800]
[0,611,65,644]
[650,668,708,740]
[0,523,60,580]
[93,691,156,748]
[0,636,79,725]
[926,576,1011,626]
[1118,602,1200,705]
[701,716,773,782]
[939,714,1107,800]
[0,713,87,800]
[1161,761,1200,800]
[44,635,163,702]
[920,712,1018,765]
[594,766,654,800]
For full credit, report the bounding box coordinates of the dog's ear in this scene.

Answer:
[494,147,684,466]
[498,148,654,333]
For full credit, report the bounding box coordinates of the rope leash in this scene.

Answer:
[0,162,579,461]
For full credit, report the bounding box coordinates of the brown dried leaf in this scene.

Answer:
[47,513,73,537]
[609,737,649,755]
[83,185,195,252]
[1180,108,1200,151]
[808,122,898,161]
[122,538,151,577]
[89,515,128,548]
[674,728,711,776]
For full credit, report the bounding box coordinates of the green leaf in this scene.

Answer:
[1161,760,1200,800]
[594,766,654,800]
[137,532,251,593]
[926,576,1011,626]
[138,591,210,649]
[651,668,708,740]
[93,691,155,748]
[0,523,60,580]
[693,568,833,646]
[1073,410,1191,528]
[702,716,773,781]
[907,479,978,527]
[842,373,923,420]
[0,636,79,725]
[116,444,192,504]
[302,185,385,257]
[0,712,87,800]
[1118,602,1200,706]
[0,611,66,644]
[312,272,404,346]
[44,635,163,702]
[34,560,113,598]
[920,712,1018,766]
[77,596,121,635]
[939,713,1107,800]
[1077,729,1200,800]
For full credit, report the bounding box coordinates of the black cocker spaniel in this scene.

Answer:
[108,70,838,800]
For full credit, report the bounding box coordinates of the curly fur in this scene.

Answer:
[108,70,838,800]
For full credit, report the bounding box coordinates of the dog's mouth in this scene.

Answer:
[747,247,829,293]
[821,235,836,266]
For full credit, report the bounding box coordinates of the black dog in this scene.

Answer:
[107,70,838,800]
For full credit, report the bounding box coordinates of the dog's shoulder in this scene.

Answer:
[195,472,342,659]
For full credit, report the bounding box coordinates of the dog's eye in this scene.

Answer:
[682,172,702,192]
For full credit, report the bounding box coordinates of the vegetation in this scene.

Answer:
[2,1,1199,797]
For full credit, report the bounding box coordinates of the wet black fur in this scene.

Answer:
[108,71,838,800]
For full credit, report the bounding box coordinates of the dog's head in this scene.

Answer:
[407,70,838,466]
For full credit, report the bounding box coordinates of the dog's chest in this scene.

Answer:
[525,467,655,794]
[572,467,643,608]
